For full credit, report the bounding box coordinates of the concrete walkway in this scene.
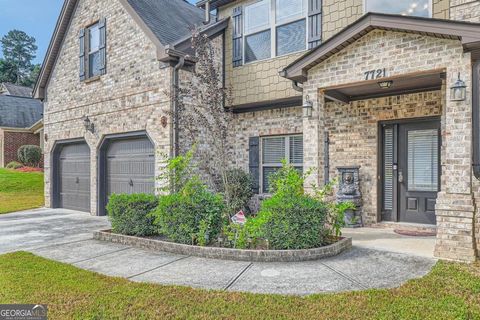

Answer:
[0,209,437,295]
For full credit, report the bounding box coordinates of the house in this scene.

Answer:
[0,83,33,98]
[0,95,43,167]
[34,0,480,262]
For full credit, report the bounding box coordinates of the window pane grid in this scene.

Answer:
[261,135,303,193]
[243,0,307,63]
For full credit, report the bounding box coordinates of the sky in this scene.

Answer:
[0,0,197,65]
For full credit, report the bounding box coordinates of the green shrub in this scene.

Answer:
[17,145,42,167]
[6,161,23,169]
[223,211,269,249]
[223,168,254,215]
[256,162,328,250]
[152,178,224,246]
[258,194,328,250]
[106,194,158,236]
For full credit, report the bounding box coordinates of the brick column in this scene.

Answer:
[434,67,477,262]
[303,89,324,191]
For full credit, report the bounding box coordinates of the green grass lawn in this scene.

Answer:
[0,252,479,319]
[0,168,44,214]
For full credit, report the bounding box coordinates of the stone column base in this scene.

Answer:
[434,192,477,263]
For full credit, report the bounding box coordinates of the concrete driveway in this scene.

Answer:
[0,208,437,295]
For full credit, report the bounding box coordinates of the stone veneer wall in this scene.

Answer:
[44,0,172,215]
[301,29,476,261]
[450,0,480,22]
[325,91,443,224]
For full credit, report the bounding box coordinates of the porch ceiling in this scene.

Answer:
[322,69,445,104]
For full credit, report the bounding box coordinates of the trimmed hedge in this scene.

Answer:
[106,193,158,236]
[17,145,42,167]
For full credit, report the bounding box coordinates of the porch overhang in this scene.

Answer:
[281,13,480,83]
[322,69,445,104]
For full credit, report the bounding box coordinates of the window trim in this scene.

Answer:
[260,134,303,193]
[87,22,101,79]
[243,0,308,65]
[363,0,433,18]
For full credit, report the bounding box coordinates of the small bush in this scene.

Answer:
[152,178,224,246]
[258,163,328,250]
[223,168,254,215]
[17,145,42,167]
[6,161,23,169]
[106,193,158,236]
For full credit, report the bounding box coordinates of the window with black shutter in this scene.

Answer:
[80,19,107,80]
[261,135,303,193]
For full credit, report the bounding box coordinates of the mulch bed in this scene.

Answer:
[16,167,43,173]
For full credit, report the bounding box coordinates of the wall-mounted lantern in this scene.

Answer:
[82,115,95,133]
[303,95,313,118]
[450,73,467,101]
[378,80,393,89]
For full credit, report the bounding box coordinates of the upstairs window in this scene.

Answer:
[244,0,307,64]
[79,19,106,81]
[364,0,432,18]
[88,23,101,78]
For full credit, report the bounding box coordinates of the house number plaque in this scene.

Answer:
[364,68,387,80]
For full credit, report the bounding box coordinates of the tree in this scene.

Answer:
[174,30,235,214]
[1,30,38,85]
[20,64,41,88]
[0,59,17,84]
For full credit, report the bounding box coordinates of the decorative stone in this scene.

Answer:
[336,166,362,228]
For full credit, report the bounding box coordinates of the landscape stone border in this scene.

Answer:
[94,230,352,262]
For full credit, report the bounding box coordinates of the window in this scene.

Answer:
[364,0,431,17]
[244,0,307,63]
[261,135,303,192]
[80,19,106,81]
[87,23,101,78]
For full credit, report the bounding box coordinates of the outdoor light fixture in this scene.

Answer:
[303,95,313,118]
[450,73,467,101]
[82,115,95,133]
[378,80,393,89]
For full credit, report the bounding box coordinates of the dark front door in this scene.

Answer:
[381,119,440,225]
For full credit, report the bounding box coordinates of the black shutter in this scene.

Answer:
[232,6,243,67]
[99,18,107,75]
[79,28,85,81]
[308,0,322,49]
[249,137,260,194]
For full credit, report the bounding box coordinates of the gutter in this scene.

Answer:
[473,59,480,179]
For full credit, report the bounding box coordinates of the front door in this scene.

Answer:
[381,119,440,224]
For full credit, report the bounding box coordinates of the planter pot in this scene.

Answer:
[344,209,362,228]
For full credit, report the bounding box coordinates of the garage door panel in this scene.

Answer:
[106,137,155,198]
[57,143,90,212]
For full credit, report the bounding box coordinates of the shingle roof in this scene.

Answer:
[0,95,43,128]
[127,0,206,45]
[1,83,33,98]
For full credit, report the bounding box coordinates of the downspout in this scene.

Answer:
[171,56,185,159]
[203,0,211,25]
[473,60,480,179]
[292,80,303,92]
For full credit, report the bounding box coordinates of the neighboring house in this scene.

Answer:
[0,83,33,98]
[34,0,480,262]
[0,95,43,167]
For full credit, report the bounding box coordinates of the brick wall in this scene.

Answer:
[230,106,303,172]
[301,29,475,261]
[44,0,172,215]
[325,91,443,224]
[450,0,480,22]
[3,131,40,166]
